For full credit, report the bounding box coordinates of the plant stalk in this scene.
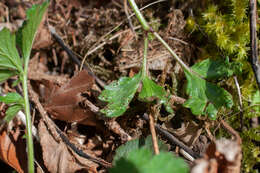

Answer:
[128,0,149,30]
[142,36,149,78]
[22,58,34,172]
[128,0,193,75]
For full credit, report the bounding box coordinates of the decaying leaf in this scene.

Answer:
[44,70,100,126]
[191,138,242,173]
[38,120,98,173]
[0,127,27,173]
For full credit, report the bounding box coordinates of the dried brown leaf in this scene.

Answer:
[39,120,98,173]
[44,70,100,126]
[0,128,27,173]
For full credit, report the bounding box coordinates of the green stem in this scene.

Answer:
[142,36,149,78]
[127,0,193,75]
[152,32,192,73]
[22,57,34,173]
[128,0,150,30]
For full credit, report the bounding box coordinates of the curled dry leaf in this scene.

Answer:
[44,70,100,126]
[0,127,27,173]
[191,138,242,173]
[38,120,98,173]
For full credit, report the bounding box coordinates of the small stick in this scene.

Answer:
[142,113,200,159]
[149,108,159,155]
[48,26,106,88]
[220,119,242,145]
[249,0,260,90]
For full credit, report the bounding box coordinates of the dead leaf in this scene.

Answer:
[191,138,242,173]
[44,70,100,126]
[38,120,98,173]
[0,127,27,173]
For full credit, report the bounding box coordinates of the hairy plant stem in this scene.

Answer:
[22,57,34,172]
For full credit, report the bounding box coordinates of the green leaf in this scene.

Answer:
[99,72,142,117]
[0,92,24,105]
[4,104,23,122]
[110,147,189,173]
[16,1,49,60]
[139,76,174,113]
[191,57,242,80]
[0,69,17,83]
[252,90,260,113]
[0,28,23,72]
[184,70,233,120]
[113,135,168,164]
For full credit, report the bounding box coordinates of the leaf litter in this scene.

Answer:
[0,0,245,172]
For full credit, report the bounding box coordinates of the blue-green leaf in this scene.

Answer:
[139,76,173,113]
[17,1,49,60]
[0,92,24,105]
[99,72,142,117]
[4,104,23,122]
[0,28,23,72]
[0,69,17,83]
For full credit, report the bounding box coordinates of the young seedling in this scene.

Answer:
[99,0,241,120]
[0,1,49,172]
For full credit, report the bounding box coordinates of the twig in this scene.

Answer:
[149,108,159,155]
[48,26,106,88]
[142,113,200,159]
[249,0,260,90]
[220,119,242,145]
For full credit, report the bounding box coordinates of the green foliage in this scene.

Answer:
[0,69,17,83]
[0,93,24,122]
[186,0,259,172]
[99,72,142,117]
[184,58,239,120]
[99,72,173,117]
[113,135,168,164]
[0,92,24,104]
[139,76,173,113]
[0,1,48,120]
[5,104,24,122]
[0,1,49,172]
[16,1,49,61]
[111,136,189,173]
[0,28,23,72]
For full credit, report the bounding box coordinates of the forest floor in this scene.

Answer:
[0,0,258,172]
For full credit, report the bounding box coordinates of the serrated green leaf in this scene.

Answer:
[192,57,242,80]
[139,77,173,113]
[113,135,168,164]
[0,69,17,82]
[99,72,142,117]
[0,28,23,72]
[0,92,24,105]
[184,70,233,120]
[110,147,189,173]
[4,104,23,122]
[16,1,49,60]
